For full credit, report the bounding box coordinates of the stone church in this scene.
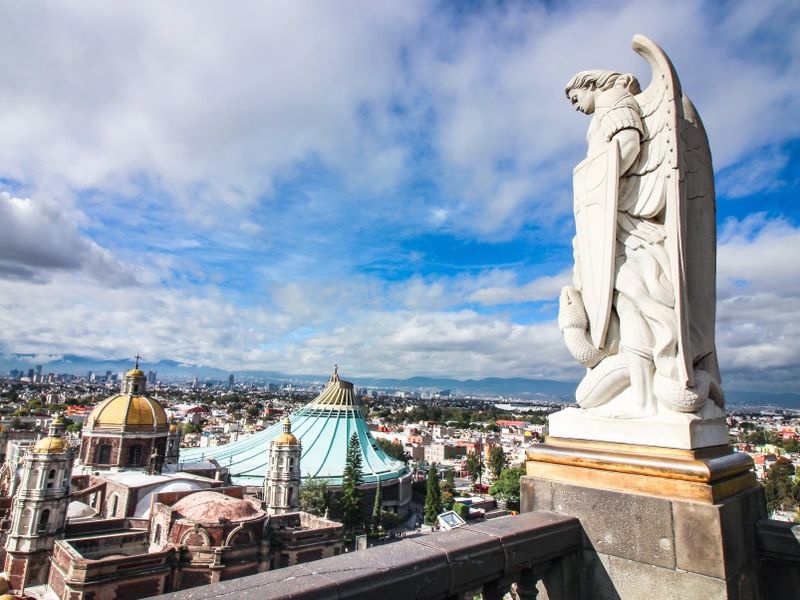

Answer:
[0,363,343,599]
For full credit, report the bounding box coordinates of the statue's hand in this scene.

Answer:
[558,286,588,332]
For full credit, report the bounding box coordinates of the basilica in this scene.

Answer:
[0,363,343,599]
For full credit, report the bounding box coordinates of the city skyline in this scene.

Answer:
[1,1,799,392]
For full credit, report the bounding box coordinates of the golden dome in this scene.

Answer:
[273,432,299,446]
[126,368,145,378]
[86,393,168,432]
[33,436,68,454]
[273,417,299,446]
[169,423,178,433]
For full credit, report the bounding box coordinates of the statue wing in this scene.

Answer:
[628,34,720,388]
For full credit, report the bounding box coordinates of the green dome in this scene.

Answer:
[179,370,407,486]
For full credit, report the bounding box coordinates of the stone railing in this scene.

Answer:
[150,511,582,600]
[756,519,800,599]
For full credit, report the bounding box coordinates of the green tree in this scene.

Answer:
[764,457,800,514]
[465,451,481,484]
[440,469,456,511]
[299,476,330,516]
[453,502,469,521]
[341,432,364,533]
[490,467,525,511]
[488,446,507,479]
[372,482,383,532]
[424,464,442,525]
[376,438,408,463]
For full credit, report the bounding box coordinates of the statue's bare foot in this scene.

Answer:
[654,373,706,413]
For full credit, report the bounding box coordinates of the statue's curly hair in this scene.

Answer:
[564,70,641,97]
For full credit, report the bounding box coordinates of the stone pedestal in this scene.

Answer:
[523,437,765,599]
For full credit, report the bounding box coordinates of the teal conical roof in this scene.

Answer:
[179,369,407,486]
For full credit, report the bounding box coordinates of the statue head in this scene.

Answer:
[564,70,641,114]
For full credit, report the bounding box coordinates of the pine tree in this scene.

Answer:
[372,480,383,532]
[424,463,442,525]
[341,432,364,533]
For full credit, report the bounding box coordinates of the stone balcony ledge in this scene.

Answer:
[149,511,582,600]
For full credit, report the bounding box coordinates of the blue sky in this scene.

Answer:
[0,0,799,391]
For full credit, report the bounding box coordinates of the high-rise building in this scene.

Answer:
[147,370,157,385]
[228,373,235,389]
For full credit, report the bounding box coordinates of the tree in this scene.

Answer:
[488,446,507,479]
[764,457,800,515]
[424,464,442,525]
[300,476,330,516]
[490,467,525,511]
[453,502,469,521]
[465,451,481,484]
[372,481,383,532]
[341,432,364,533]
[376,438,408,463]
[440,469,455,511]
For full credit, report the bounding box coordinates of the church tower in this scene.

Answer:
[264,418,301,515]
[164,423,182,466]
[4,417,74,592]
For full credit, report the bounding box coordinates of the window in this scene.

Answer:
[96,444,112,464]
[287,487,293,506]
[128,445,142,466]
[109,494,119,517]
[37,509,50,533]
[153,524,162,544]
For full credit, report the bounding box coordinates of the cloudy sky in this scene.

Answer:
[1,0,798,391]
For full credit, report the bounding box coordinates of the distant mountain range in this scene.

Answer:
[1,353,798,409]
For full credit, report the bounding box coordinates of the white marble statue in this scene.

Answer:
[559,35,724,419]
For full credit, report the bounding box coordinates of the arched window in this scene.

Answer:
[47,468,56,488]
[96,444,112,464]
[287,487,293,506]
[153,524,162,544]
[127,445,142,466]
[38,509,50,533]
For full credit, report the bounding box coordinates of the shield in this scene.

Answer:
[572,139,619,349]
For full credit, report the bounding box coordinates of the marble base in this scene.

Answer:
[547,401,729,450]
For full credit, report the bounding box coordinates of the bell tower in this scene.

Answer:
[264,418,302,515]
[4,417,75,592]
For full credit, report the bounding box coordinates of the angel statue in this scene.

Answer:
[559,35,724,418]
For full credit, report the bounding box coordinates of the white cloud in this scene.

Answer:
[1,1,797,238]
[716,215,800,389]
[469,270,571,306]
